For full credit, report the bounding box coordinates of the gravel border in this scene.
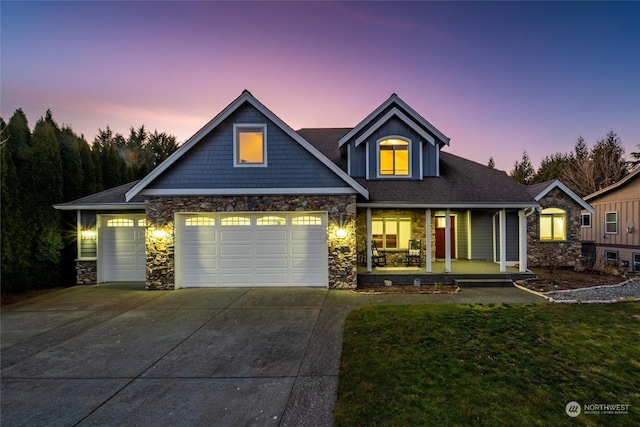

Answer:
[541,279,640,304]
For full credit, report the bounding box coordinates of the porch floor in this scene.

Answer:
[357,259,535,286]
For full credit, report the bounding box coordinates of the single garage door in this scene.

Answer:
[176,212,328,287]
[99,214,146,282]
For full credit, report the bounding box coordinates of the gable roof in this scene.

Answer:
[125,90,368,201]
[54,181,145,210]
[583,167,640,202]
[526,180,594,213]
[338,93,450,148]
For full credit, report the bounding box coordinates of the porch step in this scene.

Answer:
[454,279,514,288]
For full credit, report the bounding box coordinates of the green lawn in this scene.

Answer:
[336,303,640,426]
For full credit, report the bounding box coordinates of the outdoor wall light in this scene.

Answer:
[627,226,634,233]
[153,228,168,239]
[81,229,96,240]
[335,228,348,239]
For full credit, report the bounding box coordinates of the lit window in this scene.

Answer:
[234,124,266,166]
[138,219,146,227]
[185,217,215,227]
[257,216,286,226]
[107,218,133,227]
[292,215,322,225]
[605,212,618,234]
[221,216,250,226]
[372,217,411,249]
[540,208,566,241]
[379,138,409,176]
[581,213,591,227]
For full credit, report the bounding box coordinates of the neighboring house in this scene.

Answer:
[526,180,594,269]
[55,90,587,289]
[581,168,640,272]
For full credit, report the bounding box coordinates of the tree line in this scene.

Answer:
[1,108,179,293]
[497,131,636,197]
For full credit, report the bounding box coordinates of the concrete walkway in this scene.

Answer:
[1,284,544,427]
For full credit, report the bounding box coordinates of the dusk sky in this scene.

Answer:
[2,1,639,172]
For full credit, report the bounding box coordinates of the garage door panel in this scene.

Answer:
[255,244,287,255]
[255,258,288,268]
[178,212,328,288]
[101,215,146,282]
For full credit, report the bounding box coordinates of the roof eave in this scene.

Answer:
[53,203,146,211]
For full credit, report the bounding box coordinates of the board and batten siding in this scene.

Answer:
[582,177,640,248]
[470,211,494,260]
[147,103,350,190]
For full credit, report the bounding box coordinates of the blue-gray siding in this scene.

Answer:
[494,211,520,262]
[148,103,350,190]
[470,211,494,260]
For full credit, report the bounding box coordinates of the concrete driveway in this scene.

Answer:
[1,284,544,426]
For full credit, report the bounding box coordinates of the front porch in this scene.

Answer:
[357,259,535,286]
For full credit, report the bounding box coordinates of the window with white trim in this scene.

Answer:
[581,213,591,227]
[107,218,133,227]
[221,216,251,226]
[540,208,566,241]
[605,212,618,234]
[234,124,266,166]
[256,216,286,226]
[372,217,411,249]
[292,215,322,225]
[605,250,619,262]
[185,217,215,227]
[378,137,409,176]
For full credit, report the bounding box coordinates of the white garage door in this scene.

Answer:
[176,212,328,288]
[100,214,146,282]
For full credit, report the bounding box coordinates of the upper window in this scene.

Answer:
[378,137,409,176]
[372,217,411,250]
[581,213,591,227]
[234,124,266,166]
[256,216,286,226]
[540,207,566,241]
[292,215,323,226]
[605,212,618,234]
[221,216,251,226]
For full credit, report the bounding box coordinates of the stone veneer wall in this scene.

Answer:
[527,187,583,269]
[145,194,357,290]
[76,260,97,284]
[355,209,437,265]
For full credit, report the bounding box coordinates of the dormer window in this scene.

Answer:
[234,124,267,166]
[378,137,409,176]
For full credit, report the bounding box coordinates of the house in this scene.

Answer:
[526,180,594,269]
[55,90,588,289]
[581,168,640,272]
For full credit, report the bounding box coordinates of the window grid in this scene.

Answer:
[292,216,322,226]
[257,216,286,226]
[581,213,591,227]
[107,219,134,227]
[221,217,251,226]
[185,217,215,227]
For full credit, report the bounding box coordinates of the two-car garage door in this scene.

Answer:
[176,212,328,288]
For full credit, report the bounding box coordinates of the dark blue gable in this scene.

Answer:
[148,102,351,190]
[345,105,440,179]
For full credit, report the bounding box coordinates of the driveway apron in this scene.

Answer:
[1,284,544,426]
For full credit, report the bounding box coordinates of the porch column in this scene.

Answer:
[425,208,432,272]
[445,208,452,273]
[499,208,507,272]
[518,209,528,272]
[366,208,372,272]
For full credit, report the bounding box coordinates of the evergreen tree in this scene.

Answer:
[509,151,535,184]
[2,110,33,291]
[78,136,98,195]
[26,118,64,286]
[58,126,84,201]
[531,152,572,184]
[148,130,178,167]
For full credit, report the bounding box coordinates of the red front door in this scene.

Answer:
[435,216,455,258]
